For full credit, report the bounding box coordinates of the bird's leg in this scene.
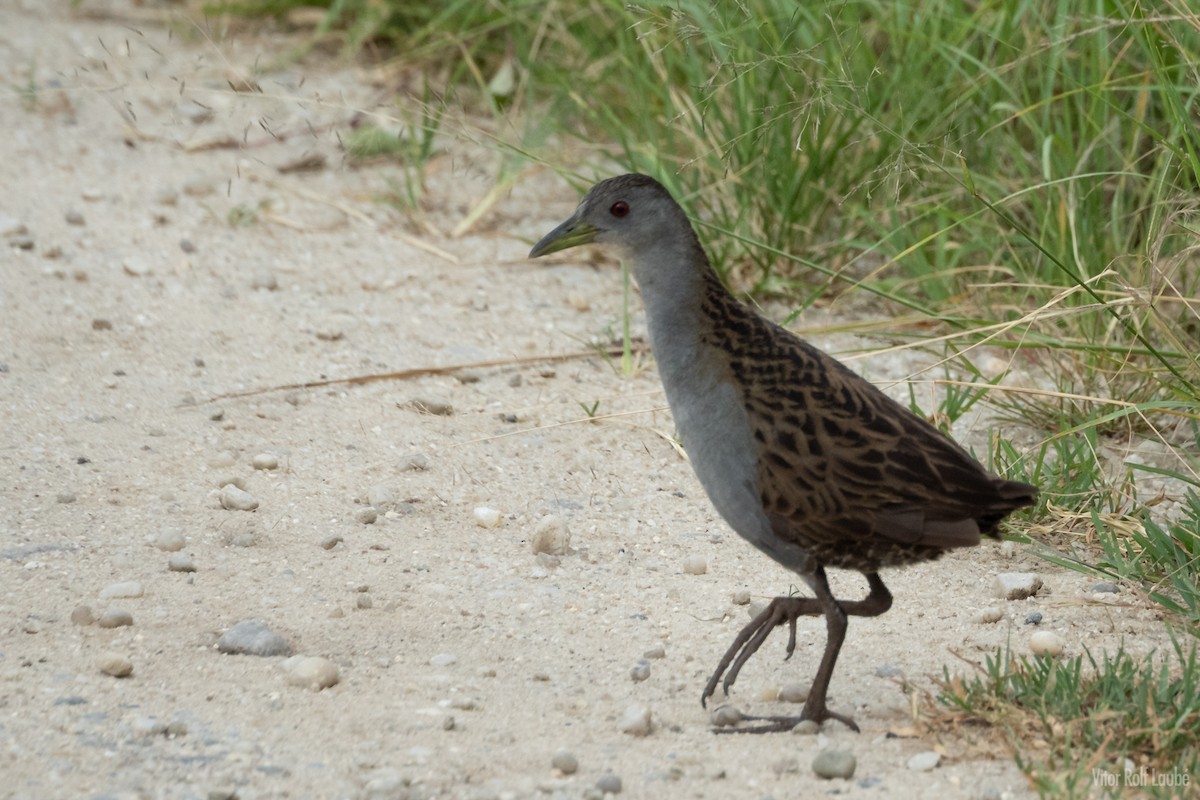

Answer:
[701,596,823,709]
[705,570,892,733]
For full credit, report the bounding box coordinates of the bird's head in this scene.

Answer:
[528,173,685,261]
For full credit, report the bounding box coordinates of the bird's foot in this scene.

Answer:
[700,595,824,708]
[712,703,860,735]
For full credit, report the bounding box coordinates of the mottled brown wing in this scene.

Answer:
[734,319,1025,569]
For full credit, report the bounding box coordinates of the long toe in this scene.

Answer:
[800,701,859,732]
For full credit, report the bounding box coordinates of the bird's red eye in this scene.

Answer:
[610,201,629,218]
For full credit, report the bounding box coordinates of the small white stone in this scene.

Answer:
[907,751,941,771]
[682,555,708,575]
[1029,631,1065,657]
[551,750,579,775]
[812,749,856,780]
[367,484,395,509]
[100,581,144,599]
[167,553,196,573]
[219,485,259,511]
[531,515,570,555]
[618,704,652,736]
[429,653,457,667]
[643,644,666,660]
[97,609,134,628]
[731,590,751,605]
[356,507,378,525]
[629,660,651,682]
[595,772,622,794]
[994,572,1042,600]
[155,529,186,552]
[975,607,1004,624]
[791,719,820,735]
[208,451,237,468]
[281,656,340,691]
[251,453,279,470]
[473,507,502,528]
[71,605,94,626]
[709,705,742,727]
[98,652,133,678]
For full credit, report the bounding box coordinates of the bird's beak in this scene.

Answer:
[528,215,597,258]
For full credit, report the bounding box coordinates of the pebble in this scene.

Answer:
[70,605,94,626]
[1024,611,1043,625]
[429,653,457,667]
[1091,581,1119,594]
[618,704,652,736]
[975,606,1004,624]
[643,643,666,660]
[791,719,820,735]
[56,492,76,504]
[779,683,808,703]
[531,515,571,555]
[367,484,395,510]
[551,750,579,775]
[907,751,941,771]
[216,619,293,657]
[208,451,237,468]
[1029,631,1065,657]
[98,652,133,678]
[595,772,622,794]
[252,453,279,470]
[155,529,186,551]
[319,534,344,550]
[356,594,373,610]
[356,507,378,525]
[407,397,454,416]
[219,485,259,511]
[281,655,340,690]
[731,590,751,605]
[473,507,502,528]
[65,210,86,226]
[812,749,856,780]
[682,556,708,575]
[709,705,742,727]
[993,572,1043,600]
[168,553,197,573]
[629,660,651,682]
[216,475,246,490]
[100,580,144,599]
[875,663,903,678]
[97,609,134,628]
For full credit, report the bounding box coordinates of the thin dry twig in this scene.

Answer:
[200,344,647,403]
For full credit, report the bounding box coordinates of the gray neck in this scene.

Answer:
[626,234,716,384]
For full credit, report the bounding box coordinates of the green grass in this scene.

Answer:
[940,638,1200,798]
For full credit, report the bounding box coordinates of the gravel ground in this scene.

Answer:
[0,3,1178,799]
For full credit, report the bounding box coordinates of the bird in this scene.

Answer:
[528,173,1037,732]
